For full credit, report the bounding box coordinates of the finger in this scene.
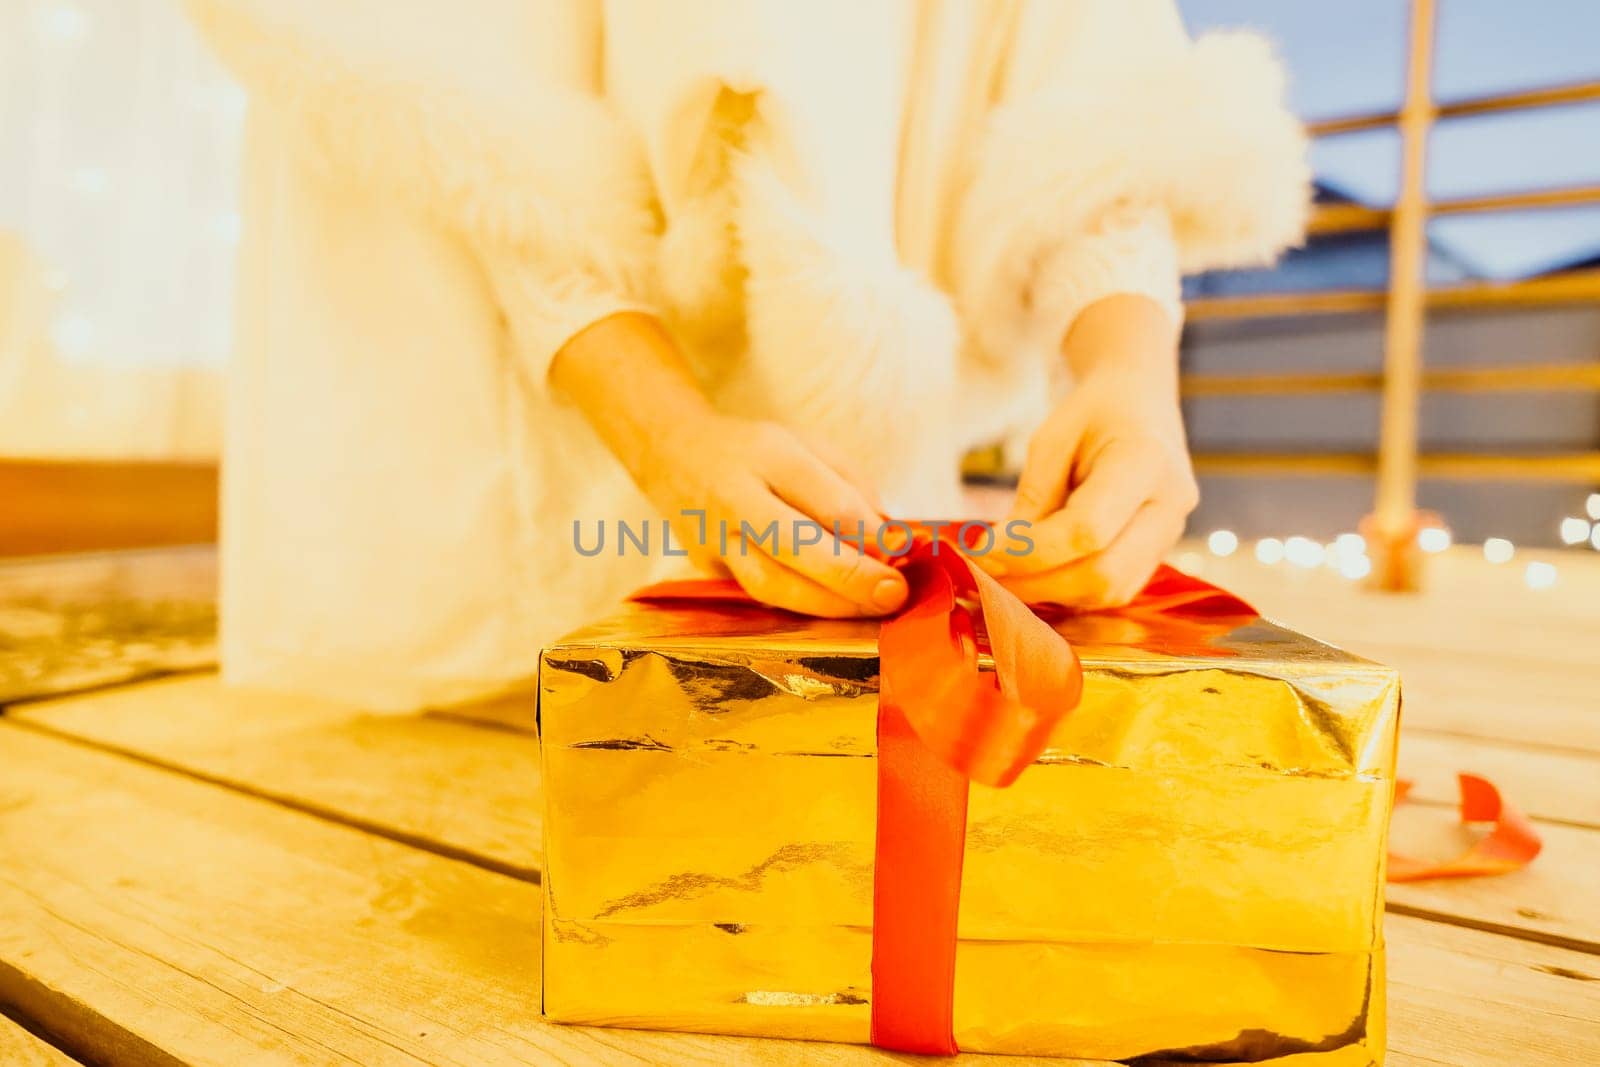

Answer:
[1002,438,1160,576]
[1009,416,1079,523]
[723,536,881,618]
[760,498,909,613]
[760,446,908,611]
[999,502,1187,608]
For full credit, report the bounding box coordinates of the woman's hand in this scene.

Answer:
[551,312,907,617]
[980,294,1197,607]
[643,412,910,616]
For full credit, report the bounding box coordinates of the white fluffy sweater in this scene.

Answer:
[187,0,1309,711]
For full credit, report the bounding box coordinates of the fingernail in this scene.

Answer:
[872,576,907,611]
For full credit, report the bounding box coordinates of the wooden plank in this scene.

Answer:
[1372,0,1436,537]
[0,548,215,704]
[1186,289,1386,320]
[1428,183,1600,219]
[1385,914,1600,1066]
[1418,362,1600,392]
[0,460,217,557]
[1191,546,1600,664]
[2,724,1598,1066]
[18,669,1600,960]
[1183,370,1385,397]
[1309,201,1392,235]
[1181,362,1600,397]
[0,1016,77,1067]
[1307,78,1600,137]
[15,544,1597,970]
[1252,614,1599,753]
[1310,184,1600,235]
[0,724,1031,1067]
[1387,800,1600,954]
[1185,269,1600,322]
[1399,732,1600,828]
[1364,645,1600,755]
[1213,545,1600,628]
[10,674,539,879]
[429,691,539,736]
[1191,451,1600,482]
[31,665,1592,883]
[26,670,1593,865]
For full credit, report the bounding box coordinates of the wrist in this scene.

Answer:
[551,311,717,478]
[1062,293,1180,385]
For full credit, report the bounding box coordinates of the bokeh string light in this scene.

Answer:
[1207,529,1239,557]
[1525,561,1558,590]
[1482,538,1515,564]
[1417,526,1451,553]
[1254,537,1285,565]
[1202,513,1593,590]
[1560,516,1593,545]
[1283,536,1325,568]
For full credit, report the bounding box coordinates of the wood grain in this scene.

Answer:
[1309,183,1600,236]
[17,669,1600,960]
[1398,732,1600,828]
[1194,546,1600,654]
[1387,811,1600,953]
[1184,270,1600,323]
[4,724,1599,1066]
[1385,914,1600,1066]
[0,1016,77,1067]
[1370,647,1600,754]
[0,724,1071,1067]
[1305,78,1600,137]
[7,542,1597,1063]
[1193,547,1600,753]
[10,674,539,879]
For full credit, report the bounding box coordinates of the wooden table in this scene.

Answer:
[1,546,1596,1065]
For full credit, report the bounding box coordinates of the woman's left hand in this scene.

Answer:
[976,294,1197,608]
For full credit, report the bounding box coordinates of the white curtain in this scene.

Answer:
[0,0,239,459]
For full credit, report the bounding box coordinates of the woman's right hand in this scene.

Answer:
[551,311,907,617]
[642,414,909,617]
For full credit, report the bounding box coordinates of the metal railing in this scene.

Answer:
[1181,0,1600,584]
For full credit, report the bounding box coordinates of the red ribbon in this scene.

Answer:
[627,526,1533,1054]
[631,526,1249,1054]
[1387,774,1542,881]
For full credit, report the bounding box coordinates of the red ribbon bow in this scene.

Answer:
[629,525,1536,1054]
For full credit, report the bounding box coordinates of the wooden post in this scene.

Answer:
[1368,0,1439,592]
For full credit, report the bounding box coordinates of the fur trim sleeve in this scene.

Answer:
[183,0,660,389]
[952,27,1310,361]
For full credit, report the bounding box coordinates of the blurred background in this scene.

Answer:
[1178,0,1600,553]
[2,0,1599,560]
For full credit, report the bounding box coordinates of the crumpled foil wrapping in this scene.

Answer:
[538,602,1399,1064]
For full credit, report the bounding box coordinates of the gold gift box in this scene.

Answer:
[538,598,1400,1064]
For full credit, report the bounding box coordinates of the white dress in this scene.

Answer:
[187,0,1309,711]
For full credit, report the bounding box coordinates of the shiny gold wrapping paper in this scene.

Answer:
[538,603,1400,1064]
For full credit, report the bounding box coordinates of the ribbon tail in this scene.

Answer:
[870,698,967,1055]
[1387,773,1543,882]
